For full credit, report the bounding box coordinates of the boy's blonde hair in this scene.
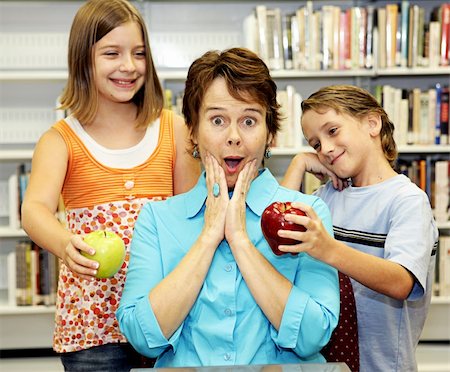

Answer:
[301,85,398,167]
[60,0,163,127]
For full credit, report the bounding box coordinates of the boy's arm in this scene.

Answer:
[281,153,347,192]
[280,153,308,190]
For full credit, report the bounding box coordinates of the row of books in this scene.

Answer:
[7,240,59,306]
[7,161,66,230]
[397,158,449,223]
[8,163,29,230]
[243,2,450,71]
[376,84,450,146]
[164,85,305,150]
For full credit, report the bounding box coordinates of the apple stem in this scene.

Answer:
[104,231,106,238]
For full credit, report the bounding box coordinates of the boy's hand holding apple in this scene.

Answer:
[261,201,306,256]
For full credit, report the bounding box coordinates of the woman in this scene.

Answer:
[117,48,339,367]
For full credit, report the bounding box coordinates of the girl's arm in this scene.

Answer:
[21,129,98,280]
[173,114,201,194]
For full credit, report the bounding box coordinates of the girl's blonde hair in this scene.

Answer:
[59,0,163,127]
[301,85,398,167]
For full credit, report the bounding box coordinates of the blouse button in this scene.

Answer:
[124,180,134,190]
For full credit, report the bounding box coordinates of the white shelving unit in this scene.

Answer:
[0,0,449,351]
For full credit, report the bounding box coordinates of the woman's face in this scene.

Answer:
[193,77,272,189]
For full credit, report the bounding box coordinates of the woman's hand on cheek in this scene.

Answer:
[202,152,228,246]
[225,159,257,245]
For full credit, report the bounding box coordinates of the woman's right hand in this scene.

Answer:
[201,152,229,247]
[62,235,100,281]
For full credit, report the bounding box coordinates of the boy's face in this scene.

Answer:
[301,108,379,182]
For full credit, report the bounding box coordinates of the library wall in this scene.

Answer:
[0,0,449,350]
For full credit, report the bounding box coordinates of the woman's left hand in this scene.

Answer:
[225,159,257,245]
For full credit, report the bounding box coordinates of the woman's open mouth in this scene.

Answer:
[224,157,243,173]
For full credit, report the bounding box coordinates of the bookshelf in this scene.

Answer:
[1,0,449,350]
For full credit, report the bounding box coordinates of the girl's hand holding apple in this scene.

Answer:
[62,234,100,281]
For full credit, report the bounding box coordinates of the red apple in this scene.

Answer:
[81,230,126,278]
[261,201,306,256]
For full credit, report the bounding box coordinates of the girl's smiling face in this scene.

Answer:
[93,21,146,105]
[193,77,272,189]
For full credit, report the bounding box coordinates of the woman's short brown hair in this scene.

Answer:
[182,48,281,150]
[59,0,163,127]
[301,85,398,167]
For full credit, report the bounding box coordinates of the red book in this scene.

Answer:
[442,4,450,65]
[440,86,449,145]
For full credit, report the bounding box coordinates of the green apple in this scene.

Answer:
[81,230,126,279]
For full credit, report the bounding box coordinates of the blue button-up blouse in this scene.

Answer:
[118,169,339,367]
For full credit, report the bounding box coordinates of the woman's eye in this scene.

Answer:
[135,50,146,57]
[243,118,256,126]
[212,117,224,126]
[329,127,337,135]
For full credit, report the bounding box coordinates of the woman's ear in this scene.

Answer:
[367,114,382,137]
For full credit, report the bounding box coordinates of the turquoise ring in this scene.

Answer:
[213,182,220,197]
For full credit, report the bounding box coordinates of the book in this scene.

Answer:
[429,21,442,68]
[8,174,20,230]
[365,5,375,69]
[282,14,293,70]
[435,83,442,144]
[400,0,410,67]
[428,88,437,145]
[7,251,16,306]
[15,240,33,306]
[386,4,398,68]
[265,7,284,70]
[321,5,335,70]
[377,7,387,69]
[419,91,430,144]
[440,86,449,145]
[243,11,258,54]
[440,4,450,66]
[434,160,450,223]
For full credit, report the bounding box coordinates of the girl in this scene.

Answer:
[21,0,200,371]
[281,85,438,372]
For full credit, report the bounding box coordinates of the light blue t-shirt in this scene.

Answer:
[315,174,438,372]
[118,169,339,367]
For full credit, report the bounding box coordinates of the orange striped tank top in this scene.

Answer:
[51,109,175,353]
[54,109,175,209]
